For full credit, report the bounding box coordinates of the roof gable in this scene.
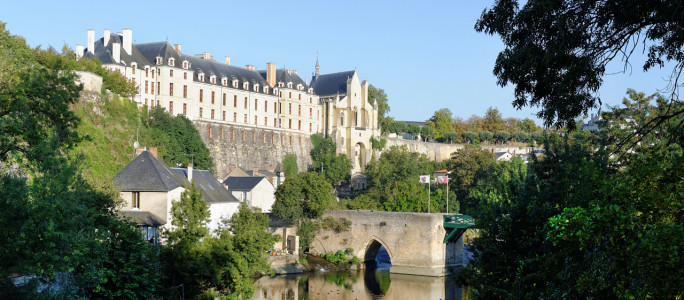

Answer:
[223,176,268,191]
[310,70,355,97]
[171,168,239,203]
[113,151,183,192]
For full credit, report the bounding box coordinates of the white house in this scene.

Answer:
[223,176,276,213]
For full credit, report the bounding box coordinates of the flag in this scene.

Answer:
[419,175,430,183]
[437,176,448,184]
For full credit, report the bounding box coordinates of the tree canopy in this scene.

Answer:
[309,134,352,186]
[368,85,391,134]
[476,0,684,128]
[272,171,335,222]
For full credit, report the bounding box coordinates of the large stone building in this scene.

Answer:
[77,28,379,173]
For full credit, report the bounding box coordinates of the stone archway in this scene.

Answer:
[363,238,393,264]
[354,142,367,172]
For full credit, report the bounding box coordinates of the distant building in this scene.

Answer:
[223,176,276,213]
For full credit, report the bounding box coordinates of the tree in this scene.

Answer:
[475,0,684,128]
[483,107,506,133]
[428,108,454,139]
[448,145,496,215]
[513,132,529,143]
[166,183,210,246]
[462,131,478,144]
[142,106,213,171]
[388,120,407,134]
[466,115,485,132]
[505,117,520,132]
[519,118,541,133]
[273,172,335,222]
[282,153,298,177]
[493,131,510,144]
[407,123,421,140]
[443,132,458,144]
[368,85,391,134]
[420,125,435,141]
[310,135,352,185]
[478,131,493,144]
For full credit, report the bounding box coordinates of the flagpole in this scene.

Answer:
[446,175,449,214]
[428,176,431,213]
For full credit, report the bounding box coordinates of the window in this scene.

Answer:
[309,107,312,116]
[298,94,301,100]
[145,81,148,93]
[222,93,226,106]
[264,117,268,126]
[244,114,247,123]
[199,107,203,118]
[152,82,155,94]
[132,192,140,209]
[145,68,149,77]
[254,115,258,125]
[145,99,148,106]
[211,77,216,84]
[132,66,136,74]
[233,112,237,122]
[183,85,187,98]
[199,89,203,102]
[208,127,212,139]
[230,128,234,140]
[254,99,258,111]
[184,72,187,79]
[183,103,187,115]
[156,57,162,65]
[211,91,215,104]
[211,109,214,120]
[169,83,173,96]
[310,97,312,104]
[298,105,301,116]
[183,61,188,69]
[309,123,312,132]
[219,127,224,140]
[289,92,292,98]
[233,95,237,107]
[264,101,268,112]
[168,58,175,66]
[274,118,277,128]
[288,119,291,129]
[170,69,173,77]
[169,101,173,114]
[152,69,155,78]
[151,100,154,107]
[244,97,247,109]
[274,102,277,113]
[222,111,226,121]
[298,120,301,130]
[289,103,292,114]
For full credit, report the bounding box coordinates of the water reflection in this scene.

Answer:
[251,270,469,300]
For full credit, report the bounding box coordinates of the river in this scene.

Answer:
[252,248,471,300]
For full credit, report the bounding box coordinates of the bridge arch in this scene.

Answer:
[362,236,393,264]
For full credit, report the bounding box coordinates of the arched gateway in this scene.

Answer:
[310,210,473,277]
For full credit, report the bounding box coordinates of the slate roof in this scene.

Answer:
[223,176,267,191]
[112,151,184,192]
[181,54,272,95]
[123,210,166,226]
[135,41,182,67]
[265,213,295,228]
[84,34,154,68]
[171,168,239,204]
[245,169,276,178]
[258,69,308,89]
[310,70,355,97]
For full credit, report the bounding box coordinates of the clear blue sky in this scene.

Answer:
[1,1,675,126]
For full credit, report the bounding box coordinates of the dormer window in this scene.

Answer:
[297,84,303,91]
[168,58,175,66]
[253,83,259,92]
[182,61,189,69]
[264,86,269,94]
[274,88,279,96]
[243,82,249,90]
[210,75,216,84]
[222,77,227,86]
[278,82,284,88]
[308,88,313,94]
[156,57,163,65]
[199,73,205,82]
[287,82,293,89]
[232,79,238,88]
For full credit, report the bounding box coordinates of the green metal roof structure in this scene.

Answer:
[443,214,475,243]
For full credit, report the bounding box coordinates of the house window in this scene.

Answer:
[152,69,155,78]
[274,102,277,113]
[254,99,258,111]
[170,69,173,77]
[132,66,136,74]
[310,97,312,104]
[274,118,277,128]
[234,95,237,107]
[152,82,155,94]
[211,109,214,120]
[298,94,301,100]
[289,92,292,98]
[298,105,301,116]
[169,83,173,96]
[169,101,173,114]
[183,103,187,115]
[222,111,226,121]
[219,127,223,140]
[222,93,226,106]
[169,58,175,66]
[183,85,187,98]
[132,192,140,209]
[244,114,247,123]
[145,68,149,77]
[211,77,216,84]
[309,123,312,132]
[151,100,154,107]
[183,61,188,69]
[254,115,258,125]
[264,117,268,126]
[184,72,187,80]
[199,89,203,102]
[211,91,215,104]
[244,97,248,109]
[208,127,213,139]
[233,112,237,122]
[288,119,291,129]
[156,57,162,65]
[199,107,203,118]
[298,120,301,130]
[264,101,268,112]
[230,128,234,140]
[145,81,149,93]
[309,107,312,116]
[289,103,292,114]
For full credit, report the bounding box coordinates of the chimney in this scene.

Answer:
[252,167,259,176]
[103,29,110,46]
[203,51,210,60]
[224,56,230,65]
[188,163,193,183]
[245,65,255,71]
[112,42,120,63]
[76,44,84,59]
[148,147,158,159]
[174,44,182,55]
[267,166,275,172]
[135,146,146,157]
[87,29,95,54]
[122,28,132,55]
[266,62,276,87]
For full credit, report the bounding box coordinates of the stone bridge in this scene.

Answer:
[310,210,473,277]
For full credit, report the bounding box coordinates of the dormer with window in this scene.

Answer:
[243,82,249,90]
[287,82,293,89]
[273,88,279,96]
[253,83,259,92]
[278,82,284,88]
[232,78,238,88]
[210,75,216,84]
[263,86,269,94]
[297,84,303,91]
[168,58,175,66]
[198,72,205,82]
[156,56,163,65]
[308,87,313,94]
[182,60,189,69]
[222,77,228,86]
[131,63,137,73]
